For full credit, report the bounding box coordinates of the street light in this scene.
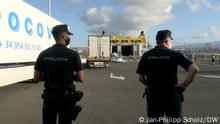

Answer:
[48,0,51,16]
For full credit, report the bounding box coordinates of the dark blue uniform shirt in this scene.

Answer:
[136,46,193,95]
[35,44,83,90]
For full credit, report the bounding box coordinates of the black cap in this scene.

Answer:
[52,24,73,36]
[156,29,173,42]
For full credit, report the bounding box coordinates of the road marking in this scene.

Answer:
[199,74,220,79]
[110,73,125,81]
[198,64,220,67]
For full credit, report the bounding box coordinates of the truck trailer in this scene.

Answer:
[0,1,61,87]
[87,35,111,68]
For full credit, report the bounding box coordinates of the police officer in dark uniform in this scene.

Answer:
[33,24,84,124]
[136,30,199,124]
[211,55,215,65]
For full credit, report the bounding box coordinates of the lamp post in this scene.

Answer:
[48,0,51,16]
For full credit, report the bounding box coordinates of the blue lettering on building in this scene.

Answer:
[25,18,33,36]
[5,11,54,41]
[8,12,20,32]
[37,23,43,38]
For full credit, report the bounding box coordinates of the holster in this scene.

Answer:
[177,88,184,102]
[142,86,149,98]
[41,87,84,121]
[63,90,84,102]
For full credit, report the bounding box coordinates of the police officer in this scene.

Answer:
[33,24,84,124]
[136,30,199,124]
[212,55,215,65]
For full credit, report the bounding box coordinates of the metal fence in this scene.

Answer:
[186,54,220,65]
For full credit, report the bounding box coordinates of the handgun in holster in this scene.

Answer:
[64,85,84,102]
[175,87,185,102]
[65,85,84,120]
[70,90,84,120]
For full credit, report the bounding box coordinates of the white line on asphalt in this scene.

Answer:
[198,64,220,67]
[199,74,220,79]
[110,73,125,81]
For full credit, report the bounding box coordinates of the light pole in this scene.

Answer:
[48,0,51,16]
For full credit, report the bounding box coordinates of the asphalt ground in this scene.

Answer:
[0,63,219,124]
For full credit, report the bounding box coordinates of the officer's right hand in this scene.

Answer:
[174,83,187,92]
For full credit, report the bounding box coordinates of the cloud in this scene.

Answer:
[69,0,87,5]
[81,0,178,36]
[174,26,220,45]
[186,0,220,11]
[174,32,209,45]
[186,0,201,11]
[209,26,220,37]
[177,32,209,40]
[190,32,209,39]
[81,7,112,25]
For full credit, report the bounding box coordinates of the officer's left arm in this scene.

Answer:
[73,52,84,83]
[138,75,148,86]
[175,53,199,89]
[136,55,147,86]
[74,70,84,83]
[33,71,44,83]
[33,53,45,83]
[175,64,199,89]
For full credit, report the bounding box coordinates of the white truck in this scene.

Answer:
[87,35,111,67]
[0,1,61,87]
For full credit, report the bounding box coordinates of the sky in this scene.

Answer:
[23,0,220,47]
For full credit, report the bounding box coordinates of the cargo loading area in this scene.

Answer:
[121,45,133,56]
[110,32,148,58]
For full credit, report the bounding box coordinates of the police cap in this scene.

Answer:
[52,24,73,36]
[156,29,173,42]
